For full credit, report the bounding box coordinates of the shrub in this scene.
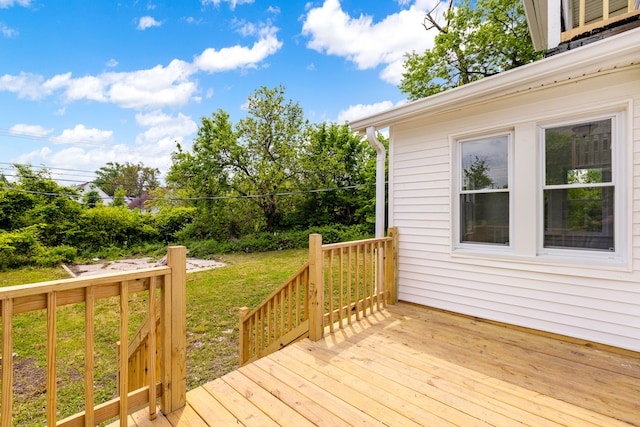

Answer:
[35,245,77,267]
[155,207,196,243]
[0,226,43,270]
[77,206,159,250]
[178,224,373,259]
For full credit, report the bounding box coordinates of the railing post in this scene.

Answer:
[308,234,324,341]
[161,246,187,414]
[238,307,250,366]
[387,228,399,304]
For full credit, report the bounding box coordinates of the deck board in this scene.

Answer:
[126,303,640,426]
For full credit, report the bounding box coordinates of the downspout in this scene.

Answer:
[366,126,385,238]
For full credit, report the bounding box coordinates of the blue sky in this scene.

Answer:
[0,0,438,184]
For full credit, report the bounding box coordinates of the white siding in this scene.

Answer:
[390,67,640,352]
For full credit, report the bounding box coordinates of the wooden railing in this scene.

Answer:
[239,228,398,365]
[118,314,161,395]
[239,262,310,365]
[562,0,640,41]
[0,246,187,426]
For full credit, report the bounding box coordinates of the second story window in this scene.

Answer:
[562,0,640,34]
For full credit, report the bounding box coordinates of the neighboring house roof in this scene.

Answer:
[349,26,640,134]
[128,192,150,210]
[73,182,113,204]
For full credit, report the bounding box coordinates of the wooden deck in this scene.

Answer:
[122,302,640,426]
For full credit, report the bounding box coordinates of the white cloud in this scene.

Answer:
[337,100,406,123]
[184,16,202,24]
[15,119,188,176]
[134,110,198,146]
[194,25,282,72]
[64,75,108,102]
[0,23,281,110]
[234,20,258,36]
[302,0,439,84]
[104,59,197,109]
[201,0,254,10]
[0,72,53,99]
[137,16,162,30]
[0,22,17,37]
[55,124,113,145]
[106,58,119,68]
[0,0,30,7]
[9,123,53,137]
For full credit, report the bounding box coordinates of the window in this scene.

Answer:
[458,134,510,245]
[543,118,615,252]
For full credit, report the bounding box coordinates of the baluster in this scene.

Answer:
[1,299,13,427]
[148,277,157,419]
[85,287,95,426]
[119,282,129,426]
[47,292,57,427]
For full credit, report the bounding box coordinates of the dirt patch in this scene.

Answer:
[0,357,46,400]
[70,257,225,277]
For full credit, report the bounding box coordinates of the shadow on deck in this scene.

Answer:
[122,302,640,426]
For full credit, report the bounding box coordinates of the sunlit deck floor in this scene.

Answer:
[125,302,640,426]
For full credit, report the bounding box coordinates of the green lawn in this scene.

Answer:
[0,248,308,426]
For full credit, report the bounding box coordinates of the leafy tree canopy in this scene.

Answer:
[399,0,542,100]
[94,161,160,198]
[169,85,309,233]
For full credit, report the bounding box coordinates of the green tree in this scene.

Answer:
[463,156,493,190]
[234,85,308,231]
[112,186,127,208]
[83,189,103,208]
[399,0,542,100]
[294,122,376,227]
[167,112,246,239]
[94,161,160,198]
[169,85,308,234]
[0,164,82,247]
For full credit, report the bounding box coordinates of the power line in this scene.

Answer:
[1,174,93,184]
[0,128,106,147]
[0,162,97,175]
[1,183,376,202]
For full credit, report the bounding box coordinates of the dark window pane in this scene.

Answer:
[544,187,614,251]
[545,119,611,186]
[461,193,509,244]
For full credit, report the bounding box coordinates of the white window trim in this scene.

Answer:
[537,111,627,264]
[449,105,630,271]
[452,130,515,254]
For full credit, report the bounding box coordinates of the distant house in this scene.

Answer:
[128,191,159,214]
[350,2,640,352]
[73,182,112,206]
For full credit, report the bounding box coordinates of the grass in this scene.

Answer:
[0,248,309,426]
[184,248,308,388]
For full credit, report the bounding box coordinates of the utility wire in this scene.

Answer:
[0,128,106,147]
[0,162,98,176]
[2,183,376,202]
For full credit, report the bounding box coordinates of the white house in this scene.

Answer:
[73,182,112,206]
[350,1,640,352]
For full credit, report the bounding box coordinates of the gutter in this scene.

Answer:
[366,126,385,238]
[349,26,640,133]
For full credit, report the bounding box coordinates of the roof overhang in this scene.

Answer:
[522,0,550,51]
[349,26,640,134]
